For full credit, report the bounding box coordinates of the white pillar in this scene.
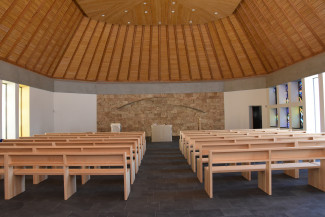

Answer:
[7,83,19,139]
[318,73,325,132]
[0,80,2,139]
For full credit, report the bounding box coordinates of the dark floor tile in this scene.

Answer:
[189,209,223,217]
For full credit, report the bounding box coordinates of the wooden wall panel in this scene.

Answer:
[236,0,325,74]
[0,0,83,78]
[128,26,142,81]
[1,0,324,83]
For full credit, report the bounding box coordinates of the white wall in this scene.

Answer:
[224,88,268,129]
[29,87,54,136]
[53,92,97,133]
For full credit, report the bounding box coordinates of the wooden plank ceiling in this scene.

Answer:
[74,0,242,25]
[0,0,324,83]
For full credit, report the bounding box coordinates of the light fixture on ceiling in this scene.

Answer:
[144,2,147,4]
[144,10,148,14]
[158,21,161,25]
[101,14,105,17]
[189,20,192,24]
[214,12,218,15]
[171,10,175,13]
[124,10,128,13]
[127,21,131,24]
[172,2,176,5]
[192,9,195,12]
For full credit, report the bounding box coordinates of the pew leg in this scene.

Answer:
[308,159,325,192]
[124,169,131,200]
[81,166,90,185]
[197,159,203,183]
[191,153,196,172]
[258,162,272,195]
[33,166,48,184]
[131,160,135,184]
[284,160,299,179]
[64,168,76,200]
[4,166,25,200]
[135,155,139,174]
[204,167,213,198]
[241,163,251,181]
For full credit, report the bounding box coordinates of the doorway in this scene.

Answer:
[250,106,262,129]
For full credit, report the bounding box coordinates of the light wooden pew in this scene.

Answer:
[0,141,141,173]
[188,134,325,167]
[195,140,321,183]
[204,146,325,198]
[0,146,136,185]
[4,152,131,200]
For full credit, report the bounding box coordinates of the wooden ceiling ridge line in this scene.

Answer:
[41,4,80,74]
[0,0,34,49]
[95,24,114,81]
[148,25,153,81]
[248,0,294,65]
[211,21,234,78]
[51,12,85,77]
[72,0,87,17]
[181,25,194,80]
[272,0,314,55]
[243,1,287,68]
[234,9,273,72]
[204,23,224,79]
[25,0,69,70]
[46,7,83,76]
[105,25,122,81]
[0,0,18,24]
[116,25,130,81]
[173,25,182,81]
[85,22,107,80]
[304,0,325,23]
[287,0,324,49]
[258,0,304,60]
[219,19,245,77]
[62,18,91,78]
[74,20,100,80]
[4,0,48,60]
[126,25,137,81]
[32,0,75,72]
[136,25,144,81]
[189,24,204,80]
[227,16,256,76]
[16,0,57,65]
[237,3,280,70]
[197,24,214,79]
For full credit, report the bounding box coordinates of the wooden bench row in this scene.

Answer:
[0,152,131,200]
[204,146,325,198]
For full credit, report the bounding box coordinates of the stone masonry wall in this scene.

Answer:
[97,92,224,136]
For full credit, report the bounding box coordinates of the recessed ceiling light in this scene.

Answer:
[158,21,161,25]
[124,10,128,13]
[127,21,131,24]
[101,14,105,17]
[192,9,195,12]
[172,2,176,4]
[143,2,147,4]
[144,10,148,14]
[189,20,192,24]
[171,10,175,13]
[214,12,218,15]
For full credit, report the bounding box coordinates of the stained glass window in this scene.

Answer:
[285,84,289,103]
[298,80,303,102]
[273,87,277,104]
[286,107,290,128]
[299,106,303,129]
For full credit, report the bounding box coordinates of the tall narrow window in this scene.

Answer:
[18,85,30,137]
[19,86,22,137]
[2,83,7,139]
